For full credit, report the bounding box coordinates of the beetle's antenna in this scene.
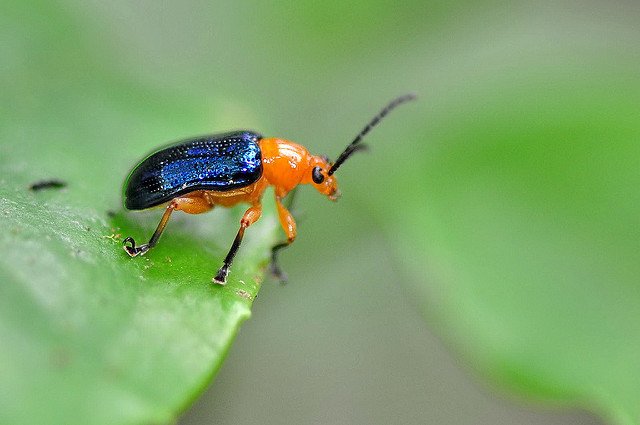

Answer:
[327,93,417,176]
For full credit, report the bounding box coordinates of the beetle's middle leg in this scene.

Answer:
[213,203,263,285]
[123,195,213,257]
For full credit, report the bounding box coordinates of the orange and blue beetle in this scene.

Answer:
[123,94,416,284]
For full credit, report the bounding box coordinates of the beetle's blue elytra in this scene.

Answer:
[124,131,263,210]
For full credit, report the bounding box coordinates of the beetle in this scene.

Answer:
[122,94,416,285]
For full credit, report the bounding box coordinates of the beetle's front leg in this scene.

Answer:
[123,195,213,257]
[213,203,262,285]
[270,192,297,284]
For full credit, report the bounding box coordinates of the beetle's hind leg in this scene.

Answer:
[123,202,176,257]
[123,195,213,257]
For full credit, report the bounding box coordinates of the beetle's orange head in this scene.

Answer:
[306,155,340,201]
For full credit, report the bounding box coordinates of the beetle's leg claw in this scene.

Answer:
[269,262,289,285]
[123,237,149,257]
[213,266,228,285]
[122,237,137,256]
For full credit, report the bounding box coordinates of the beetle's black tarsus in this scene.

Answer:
[214,226,246,285]
[123,237,150,257]
[269,241,291,285]
[213,266,229,285]
[123,203,176,258]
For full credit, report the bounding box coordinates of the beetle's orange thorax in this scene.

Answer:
[259,138,312,194]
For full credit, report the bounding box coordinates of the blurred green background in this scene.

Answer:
[2,0,640,424]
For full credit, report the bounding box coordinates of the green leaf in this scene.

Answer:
[1,186,276,425]
[0,3,277,424]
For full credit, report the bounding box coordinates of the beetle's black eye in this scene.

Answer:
[312,166,325,184]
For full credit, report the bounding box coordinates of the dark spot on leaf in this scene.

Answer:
[29,179,67,191]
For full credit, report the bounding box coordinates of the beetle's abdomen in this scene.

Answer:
[124,131,263,210]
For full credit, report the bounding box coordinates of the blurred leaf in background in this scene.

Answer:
[2,0,639,425]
